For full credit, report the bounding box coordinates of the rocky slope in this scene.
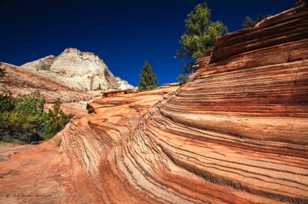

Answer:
[0,62,101,117]
[21,48,133,91]
[0,62,96,102]
[0,62,105,108]
[0,3,307,204]
[0,86,178,203]
[0,48,134,113]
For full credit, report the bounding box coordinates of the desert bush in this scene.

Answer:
[0,92,71,144]
[43,98,71,139]
[0,92,15,112]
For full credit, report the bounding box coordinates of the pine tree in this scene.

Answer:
[138,61,158,91]
[178,2,227,60]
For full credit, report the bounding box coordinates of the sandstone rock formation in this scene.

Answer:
[0,3,307,204]
[0,86,178,203]
[0,62,96,102]
[0,48,134,114]
[0,62,101,116]
[21,48,134,91]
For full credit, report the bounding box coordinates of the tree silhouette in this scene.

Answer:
[138,61,158,91]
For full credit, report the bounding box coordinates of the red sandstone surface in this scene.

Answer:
[0,3,308,204]
[0,86,178,203]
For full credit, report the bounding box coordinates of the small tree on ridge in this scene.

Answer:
[138,61,158,91]
[177,2,226,83]
[178,2,227,61]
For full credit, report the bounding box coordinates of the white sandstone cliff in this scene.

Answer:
[21,48,134,91]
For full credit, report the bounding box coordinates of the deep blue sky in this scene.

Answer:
[0,0,295,85]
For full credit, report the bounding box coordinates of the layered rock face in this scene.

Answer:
[0,62,100,116]
[21,48,133,91]
[0,62,98,103]
[0,86,178,204]
[0,3,307,204]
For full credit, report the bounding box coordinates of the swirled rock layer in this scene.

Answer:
[0,3,307,204]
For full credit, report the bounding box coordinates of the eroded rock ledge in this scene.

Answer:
[0,4,307,204]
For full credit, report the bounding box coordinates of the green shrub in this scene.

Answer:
[0,92,71,144]
[0,92,15,112]
[14,91,45,114]
[43,99,71,140]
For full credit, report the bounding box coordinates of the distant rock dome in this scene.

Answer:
[21,48,134,91]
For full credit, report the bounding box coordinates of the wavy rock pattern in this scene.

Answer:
[0,86,178,203]
[0,3,308,204]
